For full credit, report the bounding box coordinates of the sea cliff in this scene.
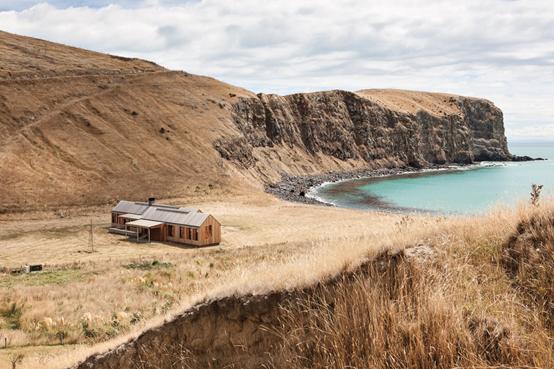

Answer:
[216,90,510,171]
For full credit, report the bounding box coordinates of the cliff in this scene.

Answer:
[217,89,510,174]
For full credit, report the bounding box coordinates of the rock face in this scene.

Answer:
[216,90,510,170]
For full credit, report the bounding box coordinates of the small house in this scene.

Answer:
[109,198,221,246]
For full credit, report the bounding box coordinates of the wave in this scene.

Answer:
[305,184,338,206]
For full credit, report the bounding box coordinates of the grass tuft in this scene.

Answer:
[124,260,173,271]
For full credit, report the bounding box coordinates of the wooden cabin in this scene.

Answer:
[109,198,221,246]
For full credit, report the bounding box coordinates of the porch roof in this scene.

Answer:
[126,219,163,228]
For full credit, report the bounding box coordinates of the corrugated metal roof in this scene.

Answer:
[112,201,209,227]
[179,207,199,213]
[112,201,150,215]
[120,213,143,220]
[126,219,163,228]
[141,207,208,227]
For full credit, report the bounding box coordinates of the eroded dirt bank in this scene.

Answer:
[70,253,409,369]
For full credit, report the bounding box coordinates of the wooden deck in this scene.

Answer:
[108,227,136,236]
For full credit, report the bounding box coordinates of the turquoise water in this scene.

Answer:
[313,143,554,214]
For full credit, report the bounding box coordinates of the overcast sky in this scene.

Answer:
[1,0,553,141]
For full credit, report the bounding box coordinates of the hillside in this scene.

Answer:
[0,30,161,79]
[0,31,255,211]
[0,31,510,211]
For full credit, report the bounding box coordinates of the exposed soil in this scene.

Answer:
[68,250,410,369]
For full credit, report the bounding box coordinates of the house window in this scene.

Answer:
[167,225,173,237]
[192,228,198,241]
[187,228,192,240]
[207,225,213,237]
[180,227,185,238]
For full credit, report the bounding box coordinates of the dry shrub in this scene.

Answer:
[276,251,528,369]
[502,209,554,329]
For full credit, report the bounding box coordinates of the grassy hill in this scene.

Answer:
[0,31,510,212]
[0,31,256,211]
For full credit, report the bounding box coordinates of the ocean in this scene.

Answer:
[310,142,554,214]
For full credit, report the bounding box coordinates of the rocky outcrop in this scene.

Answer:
[216,90,510,170]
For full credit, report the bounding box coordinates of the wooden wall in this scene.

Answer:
[199,215,221,246]
[112,212,125,226]
[164,215,221,246]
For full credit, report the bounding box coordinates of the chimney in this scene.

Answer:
[148,197,156,206]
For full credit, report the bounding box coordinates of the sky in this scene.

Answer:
[0,0,553,142]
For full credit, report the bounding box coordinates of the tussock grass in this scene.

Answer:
[270,203,554,369]
[502,208,554,330]
[276,254,538,369]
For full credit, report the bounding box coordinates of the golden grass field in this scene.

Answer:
[275,201,554,369]
[1,192,552,369]
[0,193,404,368]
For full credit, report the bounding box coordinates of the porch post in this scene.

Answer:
[148,228,151,243]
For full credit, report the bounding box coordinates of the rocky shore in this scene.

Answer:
[266,165,459,205]
[511,155,547,162]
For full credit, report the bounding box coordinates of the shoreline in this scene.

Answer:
[265,164,479,207]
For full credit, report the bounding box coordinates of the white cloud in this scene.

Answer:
[0,0,553,140]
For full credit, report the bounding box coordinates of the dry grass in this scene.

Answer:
[0,194,403,368]
[276,255,538,369]
[356,88,463,117]
[272,202,554,369]
[1,196,553,368]
[501,207,554,330]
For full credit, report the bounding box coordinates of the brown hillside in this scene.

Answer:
[0,31,257,211]
[0,31,510,211]
[356,88,465,117]
[0,30,161,78]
